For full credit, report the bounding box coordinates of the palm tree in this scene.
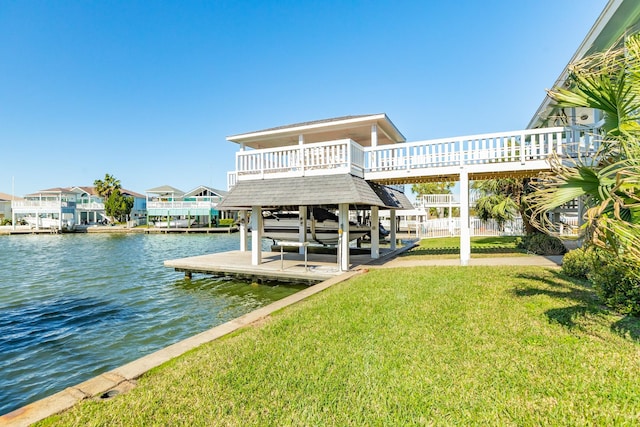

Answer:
[94,174,121,200]
[94,174,122,223]
[472,179,527,232]
[527,33,640,263]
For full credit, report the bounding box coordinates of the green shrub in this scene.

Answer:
[590,252,640,316]
[218,218,235,227]
[562,247,593,280]
[0,218,11,226]
[516,233,567,255]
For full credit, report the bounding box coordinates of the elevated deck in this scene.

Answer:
[228,126,599,187]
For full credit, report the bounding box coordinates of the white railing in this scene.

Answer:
[405,216,581,239]
[12,200,76,209]
[229,126,601,183]
[227,171,237,189]
[235,139,365,180]
[147,200,222,209]
[366,127,568,173]
[416,194,458,207]
[407,217,525,238]
[76,202,104,210]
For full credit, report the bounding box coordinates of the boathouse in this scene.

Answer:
[219,114,414,271]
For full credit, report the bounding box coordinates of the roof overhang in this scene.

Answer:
[218,175,413,210]
[226,114,406,149]
[528,0,640,129]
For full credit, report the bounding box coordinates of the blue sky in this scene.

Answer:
[1,0,607,196]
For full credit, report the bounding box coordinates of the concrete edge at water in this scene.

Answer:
[0,270,363,427]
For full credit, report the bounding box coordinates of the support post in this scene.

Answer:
[338,203,350,271]
[239,209,249,252]
[298,205,307,254]
[390,209,397,251]
[251,206,262,265]
[370,206,379,259]
[460,170,471,266]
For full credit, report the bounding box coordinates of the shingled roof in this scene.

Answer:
[218,175,413,210]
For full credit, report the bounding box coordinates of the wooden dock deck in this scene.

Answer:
[164,243,417,284]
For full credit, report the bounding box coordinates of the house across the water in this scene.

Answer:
[146,185,230,228]
[10,186,147,230]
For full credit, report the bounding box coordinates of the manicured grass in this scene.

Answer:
[401,235,527,259]
[40,266,640,426]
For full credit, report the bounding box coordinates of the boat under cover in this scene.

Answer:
[261,207,372,246]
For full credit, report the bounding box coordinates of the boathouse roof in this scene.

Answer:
[218,175,412,210]
[226,114,405,149]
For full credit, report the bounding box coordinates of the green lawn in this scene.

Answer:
[40,266,640,426]
[401,236,527,258]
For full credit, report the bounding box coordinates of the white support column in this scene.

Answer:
[460,170,471,266]
[370,206,380,259]
[371,124,378,147]
[239,209,249,251]
[338,203,350,271]
[251,207,262,265]
[390,209,397,251]
[298,205,307,254]
[299,134,304,172]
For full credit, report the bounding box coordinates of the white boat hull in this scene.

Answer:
[25,216,75,230]
[262,216,369,246]
[154,219,196,228]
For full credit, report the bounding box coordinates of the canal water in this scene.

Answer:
[0,233,305,415]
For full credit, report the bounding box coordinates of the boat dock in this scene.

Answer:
[164,243,417,284]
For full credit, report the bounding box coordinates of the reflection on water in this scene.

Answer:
[0,233,304,415]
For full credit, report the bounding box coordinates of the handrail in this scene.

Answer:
[229,126,601,182]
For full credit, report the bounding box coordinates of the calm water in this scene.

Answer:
[0,233,305,415]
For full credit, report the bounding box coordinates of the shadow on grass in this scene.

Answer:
[402,247,525,256]
[512,271,640,340]
[611,316,640,341]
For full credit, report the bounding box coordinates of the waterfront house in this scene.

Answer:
[219,0,640,268]
[11,186,147,229]
[146,185,229,228]
[0,192,22,224]
[12,188,78,230]
[70,186,147,225]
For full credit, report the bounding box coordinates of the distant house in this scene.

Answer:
[0,192,22,224]
[146,185,230,228]
[12,188,78,230]
[70,186,147,225]
[11,186,147,229]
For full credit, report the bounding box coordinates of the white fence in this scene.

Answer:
[398,216,580,239]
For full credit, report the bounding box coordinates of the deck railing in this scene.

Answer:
[12,200,76,209]
[229,126,601,185]
[366,127,569,173]
[234,138,365,181]
[147,200,222,209]
[76,202,105,210]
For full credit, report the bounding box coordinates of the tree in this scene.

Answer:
[527,33,640,264]
[105,189,134,223]
[94,173,121,201]
[94,173,123,223]
[411,181,454,197]
[472,178,537,234]
[473,179,521,230]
